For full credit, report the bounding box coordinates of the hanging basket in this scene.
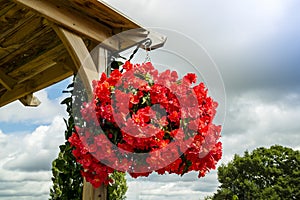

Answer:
[69,61,222,188]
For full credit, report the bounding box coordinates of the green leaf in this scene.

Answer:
[60,97,72,105]
[67,82,74,89]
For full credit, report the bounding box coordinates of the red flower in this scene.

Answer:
[183,73,197,84]
[169,111,180,122]
[69,61,222,187]
[171,71,178,81]
[107,69,122,86]
[129,91,143,105]
[123,60,133,71]
[132,106,151,126]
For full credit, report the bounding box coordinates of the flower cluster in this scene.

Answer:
[69,61,222,188]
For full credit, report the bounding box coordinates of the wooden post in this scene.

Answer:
[82,180,107,200]
[53,25,108,200]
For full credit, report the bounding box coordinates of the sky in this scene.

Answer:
[1,0,300,199]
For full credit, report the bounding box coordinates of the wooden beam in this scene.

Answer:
[53,26,98,97]
[0,68,17,90]
[0,62,73,107]
[54,25,109,200]
[13,0,118,50]
[19,93,41,107]
[8,44,66,83]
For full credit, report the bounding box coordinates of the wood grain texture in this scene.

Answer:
[0,61,73,107]
[83,180,107,200]
[13,0,118,50]
[53,26,98,97]
[8,44,66,83]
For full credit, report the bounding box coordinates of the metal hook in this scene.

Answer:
[127,38,152,61]
[143,38,152,51]
[144,39,152,63]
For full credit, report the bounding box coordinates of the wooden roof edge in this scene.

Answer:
[96,0,143,29]
[12,0,166,52]
[12,0,117,49]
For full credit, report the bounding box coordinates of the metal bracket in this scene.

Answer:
[104,29,167,58]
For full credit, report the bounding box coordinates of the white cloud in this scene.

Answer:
[126,171,218,200]
[0,89,67,124]
[221,92,300,163]
[103,0,291,48]
[0,116,65,199]
[103,0,300,96]
[0,130,6,145]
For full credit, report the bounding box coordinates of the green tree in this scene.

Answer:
[211,145,300,200]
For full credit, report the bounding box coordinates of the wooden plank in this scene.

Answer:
[1,16,42,48]
[0,44,22,60]
[8,44,66,83]
[0,1,15,17]
[0,3,29,34]
[0,87,6,94]
[13,0,118,50]
[0,63,73,107]
[61,0,141,29]
[0,12,35,43]
[0,5,36,60]
[0,68,17,90]
[0,26,55,71]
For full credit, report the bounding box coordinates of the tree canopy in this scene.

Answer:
[210,145,300,200]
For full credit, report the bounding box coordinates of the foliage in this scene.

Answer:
[50,79,127,200]
[49,82,83,200]
[69,61,222,187]
[211,145,300,200]
[108,171,128,200]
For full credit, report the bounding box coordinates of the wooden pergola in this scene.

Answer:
[0,0,166,199]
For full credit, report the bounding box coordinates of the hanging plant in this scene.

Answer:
[50,79,127,200]
[69,61,222,188]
